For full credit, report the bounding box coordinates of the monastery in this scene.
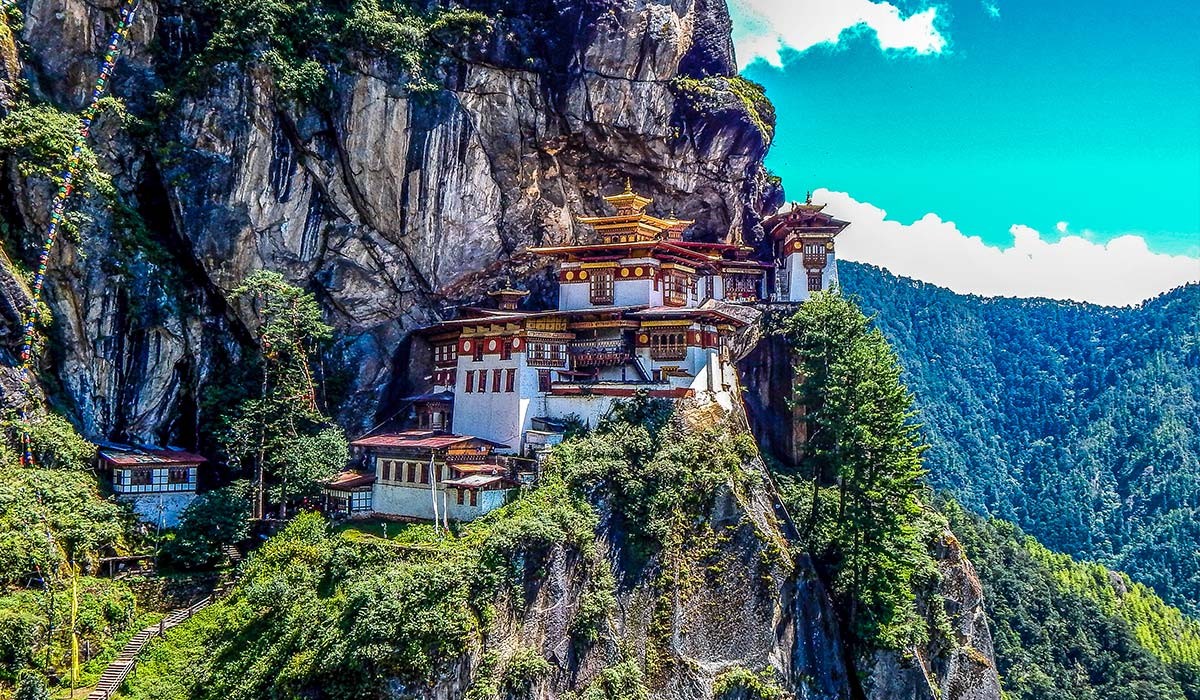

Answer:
[326,184,849,523]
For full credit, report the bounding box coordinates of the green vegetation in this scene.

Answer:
[222,271,348,517]
[183,0,490,101]
[0,411,95,470]
[773,291,937,650]
[712,666,785,700]
[0,102,116,243]
[161,482,253,569]
[841,262,1200,615]
[0,576,146,693]
[0,467,127,584]
[500,647,551,695]
[671,75,776,142]
[120,470,598,699]
[567,656,649,700]
[941,500,1199,699]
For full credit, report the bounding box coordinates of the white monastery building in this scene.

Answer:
[98,446,205,528]
[331,184,847,522]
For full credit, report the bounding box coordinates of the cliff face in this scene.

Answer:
[863,531,1003,700]
[0,0,779,443]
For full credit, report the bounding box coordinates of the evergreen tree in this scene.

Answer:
[223,271,347,518]
[13,670,49,700]
[779,291,929,647]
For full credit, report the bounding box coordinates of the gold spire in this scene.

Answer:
[602,179,653,216]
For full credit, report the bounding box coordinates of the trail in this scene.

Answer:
[84,595,212,700]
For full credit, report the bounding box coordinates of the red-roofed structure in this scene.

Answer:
[97,445,206,527]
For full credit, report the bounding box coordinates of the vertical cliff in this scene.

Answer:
[0,0,780,444]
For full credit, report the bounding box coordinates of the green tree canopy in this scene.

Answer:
[777,291,931,648]
[224,271,347,517]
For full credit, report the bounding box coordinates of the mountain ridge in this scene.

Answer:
[840,260,1200,615]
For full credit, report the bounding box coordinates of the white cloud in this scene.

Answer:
[983,1,1001,19]
[729,0,948,69]
[814,189,1200,306]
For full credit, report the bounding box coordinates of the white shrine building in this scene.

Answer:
[336,184,848,522]
[98,446,205,528]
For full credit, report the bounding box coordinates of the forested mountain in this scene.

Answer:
[840,262,1200,614]
[941,500,1200,700]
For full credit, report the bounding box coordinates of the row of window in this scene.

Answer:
[527,341,568,367]
[378,459,448,484]
[434,343,458,365]
[323,488,373,513]
[723,274,759,300]
[464,368,518,393]
[803,243,827,255]
[649,332,688,360]
[114,467,195,493]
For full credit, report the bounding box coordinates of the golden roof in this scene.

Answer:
[602,178,653,215]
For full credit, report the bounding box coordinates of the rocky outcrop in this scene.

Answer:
[864,531,1003,700]
[451,449,853,699]
[0,0,779,443]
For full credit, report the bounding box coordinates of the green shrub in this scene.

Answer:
[186,0,491,101]
[501,647,551,695]
[0,411,95,470]
[712,666,784,700]
[162,482,252,569]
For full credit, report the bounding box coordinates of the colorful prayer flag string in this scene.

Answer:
[15,0,141,465]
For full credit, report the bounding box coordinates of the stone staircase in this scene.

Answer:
[222,543,244,566]
[85,596,213,700]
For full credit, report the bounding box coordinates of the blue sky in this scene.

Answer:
[728,0,1200,303]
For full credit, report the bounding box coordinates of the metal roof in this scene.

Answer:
[443,474,510,489]
[98,446,207,467]
[323,471,377,489]
[350,430,508,450]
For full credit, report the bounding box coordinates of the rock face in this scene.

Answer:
[449,447,855,699]
[863,531,1003,700]
[0,0,779,444]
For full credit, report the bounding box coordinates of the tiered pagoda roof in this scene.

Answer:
[762,192,850,240]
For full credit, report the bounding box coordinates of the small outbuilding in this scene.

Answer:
[350,430,516,522]
[320,470,376,517]
[97,445,205,528]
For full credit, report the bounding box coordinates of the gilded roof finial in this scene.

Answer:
[624,177,633,194]
[805,190,813,205]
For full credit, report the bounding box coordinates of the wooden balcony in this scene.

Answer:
[569,340,632,367]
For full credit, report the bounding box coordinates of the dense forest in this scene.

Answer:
[942,501,1200,700]
[840,262,1200,615]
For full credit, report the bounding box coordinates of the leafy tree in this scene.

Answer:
[162,482,253,569]
[0,411,95,470]
[0,467,125,583]
[777,291,930,648]
[224,270,347,518]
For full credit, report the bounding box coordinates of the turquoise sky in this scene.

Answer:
[733,0,1200,256]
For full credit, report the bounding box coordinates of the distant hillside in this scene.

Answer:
[941,500,1200,700]
[840,262,1200,615]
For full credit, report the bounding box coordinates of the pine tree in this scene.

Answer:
[224,270,348,518]
[780,291,930,647]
